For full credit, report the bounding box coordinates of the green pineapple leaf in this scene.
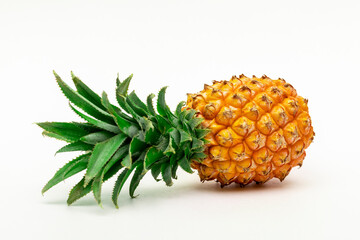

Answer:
[91,173,104,207]
[161,162,173,186]
[155,115,172,133]
[185,109,197,120]
[125,95,148,117]
[144,147,163,169]
[157,86,175,120]
[121,154,131,169]
[42,153,90,194]
[188,117,203,130]
[37,122,91,142]
[129,135,148,163]
[151,163,162,182]
[116,73,121,87]
[56,141,93,154]
[191,152,207,160]
[195,128,211,139]
[164,135,176,155]
[69,104,120,133]
[91,145,128,206]
[42,131,71,142]
[116,74,133,113]
[71,71,106,111]
[191,138,204,150]
[53,71,114,124]
[67,178,92,206]
[102,92,140,138]
[168,128,180,146]
[129,155,146,198]
[178,155,193,173]
[179,129,192,143]
[128,91,149,114]
[112,166,135,208]
[170,154,178,179]
[146,93,156,116]
[84,133,127,186]
[175,101,185,117]
[80,131,115,145]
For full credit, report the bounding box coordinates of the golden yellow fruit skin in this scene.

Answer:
[187,75,314,186]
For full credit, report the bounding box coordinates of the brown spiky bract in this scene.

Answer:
[186,75,314,186]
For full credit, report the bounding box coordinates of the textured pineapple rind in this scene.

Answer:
[38,72,208,207]
[186,74,315,187]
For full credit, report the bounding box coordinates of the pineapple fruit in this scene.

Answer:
[37,72,314,207]
[187,75,314,186]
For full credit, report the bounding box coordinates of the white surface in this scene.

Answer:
[1,0,359,239]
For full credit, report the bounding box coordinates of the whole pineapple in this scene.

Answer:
[38,72,314,207]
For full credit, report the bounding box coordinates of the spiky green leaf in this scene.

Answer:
[175,101,185,116]
[121,154,131,169]
[185,109,197,120]
[71,72,106,111]
[37,122,90,142]
[168,128,180,146]
[188,117,203,130]
[164,135,175,155]
[67,178,92,205]
[144,147,163,169]
[112,164,136,208]
[116,74,133,112]
[128,91,148,113]
[191,138,204,150]
[195,128,211,139]
[161,162,173,186]
[129,135,147,163]
[146,93,156,116]
[192,152,207,160]
[102,92,139,137]
[157,87,175,121]
[53,71,114,123]
[84,133,127,186]
[178,155,194,173]
[129,155,146,198]
[80,131,114,145]
[116,73,121,87]
[126,95,148,117]
[179,129,192,143]
[42,131,70,142]
[69,104,120,134]
[67,149,127,206]
[151,163,162,182]
[91,145,128,206]
[56,141,93,154]
[170,154,178,179]
[155,115,172,133]
[42,153,90,194]
[91,173,103,207]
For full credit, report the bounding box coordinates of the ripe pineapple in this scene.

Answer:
[38,72,314,207]
[187,75,314,186]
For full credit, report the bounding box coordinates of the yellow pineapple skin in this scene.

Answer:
[186,75,314,186]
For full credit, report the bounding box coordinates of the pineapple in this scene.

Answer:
[37,72,314,207]
[186,75,314,186]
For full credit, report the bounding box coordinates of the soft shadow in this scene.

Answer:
[194,178,297,193]
[43,178,300,211]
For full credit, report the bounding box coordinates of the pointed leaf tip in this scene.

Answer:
[84,176,91,188]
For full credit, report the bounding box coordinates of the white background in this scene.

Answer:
[1,0,359,239]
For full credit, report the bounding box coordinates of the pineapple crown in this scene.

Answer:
[37,71,209,208]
